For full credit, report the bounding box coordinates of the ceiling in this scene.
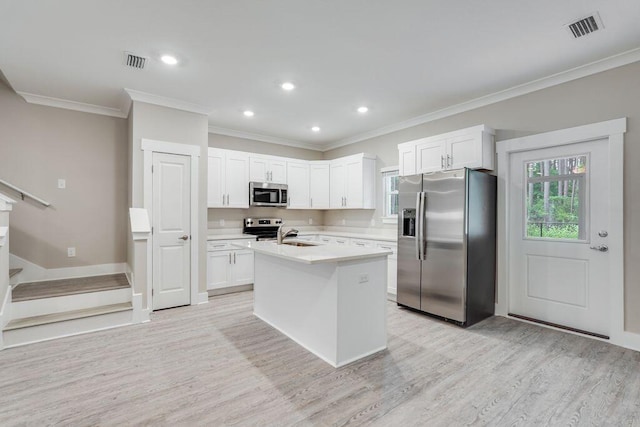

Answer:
[1,1,639,150]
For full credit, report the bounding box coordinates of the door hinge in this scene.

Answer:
[152,288,154,296]
[151,226,154,234]
[151,165,154,173]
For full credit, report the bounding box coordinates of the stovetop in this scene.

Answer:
[243,217,296,240]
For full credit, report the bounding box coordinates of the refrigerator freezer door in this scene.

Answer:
[420,170,466,322]
[397,175,422,309]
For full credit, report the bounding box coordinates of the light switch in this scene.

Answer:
[58,179,66,189]
[67,247,76,257]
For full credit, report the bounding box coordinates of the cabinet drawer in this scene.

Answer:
[375,242,398,257]
[207,239,254,251]
[350,238,376,248]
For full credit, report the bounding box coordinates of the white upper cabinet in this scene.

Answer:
[207,148,249,208]
[309,161,330,209]
[249,155,287,184]
[398,125,495,176]
[329,153,376,209]
[286,160,310,209]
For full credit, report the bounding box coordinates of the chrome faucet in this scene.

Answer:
[277,225,299,244]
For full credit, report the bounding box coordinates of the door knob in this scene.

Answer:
[179,235,189,241]
[589,244,608,252]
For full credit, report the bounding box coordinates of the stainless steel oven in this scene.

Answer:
[249,182,288,207]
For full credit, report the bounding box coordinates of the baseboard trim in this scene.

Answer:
[207,284,253,297]
[623,331,640,352]
[9,254,126,284]
[198,292,209,305]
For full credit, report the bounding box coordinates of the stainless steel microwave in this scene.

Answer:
[249,182,288,207]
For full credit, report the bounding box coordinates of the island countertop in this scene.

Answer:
[233,240,392,264]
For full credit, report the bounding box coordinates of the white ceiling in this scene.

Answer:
[1,1,639,150]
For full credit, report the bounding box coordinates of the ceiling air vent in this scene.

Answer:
[565,13,603,39]
[124,52,147,69]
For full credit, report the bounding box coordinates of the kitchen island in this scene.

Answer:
[235,240,391,367]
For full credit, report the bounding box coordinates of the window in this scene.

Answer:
[381,167,399,223]
[524,154,587,240]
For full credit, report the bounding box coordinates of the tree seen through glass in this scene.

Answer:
[525,155,586,240]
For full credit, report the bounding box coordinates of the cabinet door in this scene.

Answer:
[399,146,416,176]
[416,139,446,173]
[207,152,225,207]
[269,160,288,184]
[207,251,231,289]
[249,157,269,182]
[231,250,254,285]
[345,158,363,208]
[286,161,310,209]
[226,152,249,208]
[447,134,482,170]
[330,161,346,208]
[309,162,330,209]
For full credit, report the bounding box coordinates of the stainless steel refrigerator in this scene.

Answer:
[397,168,496,326]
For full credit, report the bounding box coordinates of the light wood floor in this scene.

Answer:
[0,291,638,426]
[12,274,129,301]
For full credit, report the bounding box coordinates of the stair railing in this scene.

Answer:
[0,179,50,207]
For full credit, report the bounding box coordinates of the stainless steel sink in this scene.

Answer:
[282,241,317,247]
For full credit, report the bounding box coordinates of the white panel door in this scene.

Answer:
[330,161,346,208]
[207,152,225,207]
[207,251,231,290]
[269,160,287,184]
[287,161,310,209]
[249,157,269,182]
[152,152,191,310]
[345,158,363,208]
[447,134,481,170]
[225,152,249,208]
[309,162,330,209]
[508,139,610,337]
[416,139,445,173]
[231,250,254,285]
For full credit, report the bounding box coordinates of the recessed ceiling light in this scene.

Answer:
[160,55,178,65]
[357,106,369,114]
[281,82,295,91]
[243,110,254,117]
[311,126,320,132]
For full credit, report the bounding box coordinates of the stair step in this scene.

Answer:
[3,302,132,331]
[9,268,22,278]
[12,273,129,302]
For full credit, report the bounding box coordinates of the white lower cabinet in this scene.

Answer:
[375,242,398,297]
[207,240,254,290]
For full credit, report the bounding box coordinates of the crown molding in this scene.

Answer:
[16,91,128,118]
[124,88,211,115]
[207,125,323,152]
[323,47,640,151]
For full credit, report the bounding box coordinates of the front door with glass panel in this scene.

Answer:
[508,139,610,337]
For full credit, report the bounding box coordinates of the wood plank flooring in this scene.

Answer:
[0,291,638,426]
[11,273,129,302]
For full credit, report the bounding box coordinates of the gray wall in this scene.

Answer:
[129,101,209,301]
[0,81,128,268]
[324,61,640,334]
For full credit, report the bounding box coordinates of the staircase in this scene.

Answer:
[2,273,133,348]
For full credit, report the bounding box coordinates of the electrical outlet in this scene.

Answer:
[58,179,66,189]
[370,218,375,226]
[308,218,313,225]
[67,247,76,257]
[359,274,369,283]
[341,218,346,226]
[219,219,225,227]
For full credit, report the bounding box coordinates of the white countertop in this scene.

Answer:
[207,230,397,243]
[233,240,392,264]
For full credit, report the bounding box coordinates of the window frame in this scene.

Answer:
[381,166,399,224]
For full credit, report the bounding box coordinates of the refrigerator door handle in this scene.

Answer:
[415,192,422,260]
[419,192,427,260]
